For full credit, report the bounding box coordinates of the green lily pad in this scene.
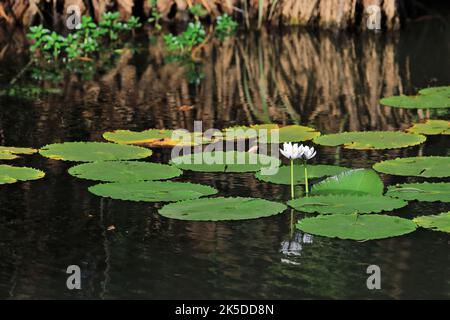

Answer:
[386,182,450,202]
[313,131,426,150]
[0,146,37,160]
[312,169,384,196]
[296,214,417,241]
[39,142,152,162]
[68,161,182,182]
[406,120,450,135]
[380,94,450,109]
[88,181,217,202]
[413,212,450,233]
[103,129,210,147]
[373,156,450,177]
[255,164,350,185]
[288,194,407,214]
[223,124,320,143]
[0,165,45,184]
[158,197,287,221]
[418,86,450,96]
[170,151,280,173]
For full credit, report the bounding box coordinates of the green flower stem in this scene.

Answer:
[304,162,309,195]
[290,159,294,199]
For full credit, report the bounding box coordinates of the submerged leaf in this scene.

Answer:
[413,212,450,233]
[0,165,45,184]
[296,214,417,241]
[39,142,152,162]
[373,156,450,178]
[312,169,384,196]
[68,161,182,182]
[288,194,407,214]
[88,181,217,202]
[386,182,450,202]
[313,131,426,150]
[255,164,350,185]
[158,197,287,221]
[406,120,450,135]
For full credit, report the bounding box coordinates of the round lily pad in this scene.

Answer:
[312,169,384,196]
[373,156,450,178]
[288,194,407,214]
[171,151,280,173]
[296,214,417,241]
[0,146,37,160]
[406,120,450,135]
[386,182,450,202]
[413,212,450,233]
[313,131,426,150]
[68,161,182,182]
[88,181,217,202]
[39,142,152,162]
[223,124,320,143]
[103,129,210,147]
[255,164,350,185]
[418,86,450,96]
[380,94,450,109]
[0,164,45,184]
[158,197,287,221]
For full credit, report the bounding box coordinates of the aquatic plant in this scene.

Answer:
[279,142,303,199]
[298,145,316,195]
[406,120,450,135]
[373,156,450,178]
[380,86,450,109]
[386,182,450,203]
[413,212,450,234]
[0,165,45,184]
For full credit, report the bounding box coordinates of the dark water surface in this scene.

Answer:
[0,20,449,299]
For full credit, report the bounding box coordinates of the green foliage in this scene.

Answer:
[88,181,217,202]
[189,4,208,19]
[386,182,450,202]
[159,197,287,221]
[380,86,450,109]
[216,14,238,39]
[288,194,407,215]
[373,156,450,178]
[413,212,450,233]
[296,214,417,241]
[0,165,45,185]
[406,120,450,135]
[147,0,163,31]
[163,22,206,53]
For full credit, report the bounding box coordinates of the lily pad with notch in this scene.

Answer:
[0,164,45,185]
[406,120,450,135]
[413,212,450,233]
[386,182,450,202]
[373,156,450,178]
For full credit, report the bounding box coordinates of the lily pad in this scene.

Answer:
[158,197,287,221]
[0,165,45,184]
[312,169,384,196]
[0,146,37,160]
[313,131,426,150]
[380,94,450,109]
[103,129,210,147]
[39,142,152,162]
[223,124,320,143]
[88,181,217,202]
[288,194,407,214]
[413,212,450,233]
[406,120,450,135]
[373,156,450,178]
[296,214,417,241]
[171,151,280,173]
[68,161,182,182]
[386,182,450,202]
[418,86,450,96]
[255,164,350,185]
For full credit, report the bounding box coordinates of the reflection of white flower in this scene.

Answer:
[280,142,303,160]
[280,231,314,258]
[301,145,316,160]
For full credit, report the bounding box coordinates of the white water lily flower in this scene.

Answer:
[302,145,316,160]
[280,142,303,160]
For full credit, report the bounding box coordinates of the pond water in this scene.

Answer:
[0,19,449,299]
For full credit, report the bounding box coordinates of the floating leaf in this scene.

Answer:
[0,165,45,184]
[103,129,210,147]
[255,164,350,185]
[171,151,280,173]
[418,86,450,96]
[158,197,287,221]
[0,146,37,160]
[312,169,384,196]
[223,124,320,143]
[88,181,217,202]
[386,182,450,202]
[373,156,450,178]
[68,161,182,182]
[288,194,407,214]
[380,93,450,109]
[296,214,417,241]
[39,142,152,162]
[406,120,450,135]
[313,131,426,150]
[413,212,450,233]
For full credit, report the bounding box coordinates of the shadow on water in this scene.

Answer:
[0,20,449,299]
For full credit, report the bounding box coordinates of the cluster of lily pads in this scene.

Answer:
[1,86,449,242]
